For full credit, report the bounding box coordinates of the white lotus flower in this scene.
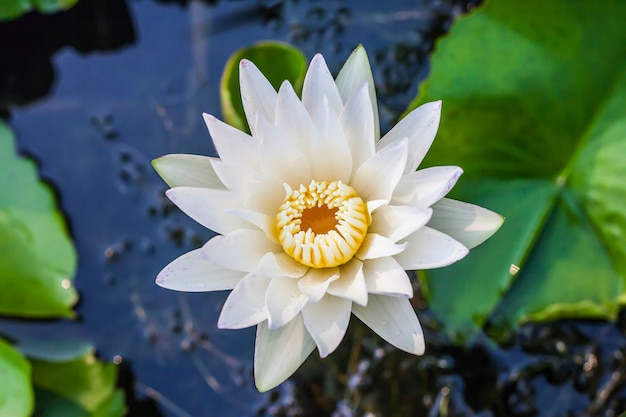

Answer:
[153,46,503,391]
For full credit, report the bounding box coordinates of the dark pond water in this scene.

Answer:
[1,1,626,416]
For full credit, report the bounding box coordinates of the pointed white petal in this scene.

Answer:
[309,96,352,182]
[428,198,504,249]
[165,187,247,235]
[352,137,408,203]
[210,159,259,198]
[256,252,309,279]
[255,317,316,392]
[202,229,281,272]
[239,59,277,137]
[302,295,351,358]
[394,226,469,270]
[274,80,315,155]
[226,208,278,242]
[226,170,285,216]
[352,295,425,355]
[369,205,432,242]
[356,233,407,260]
[327,259,368,306]
[377,101,441,173]
[256,113,312,185]
[297,268,340,303]
[340,84,375,170]
[273,74,356,182]
[362,257,412,298]
[152,154,225,189]
[218,274,270,329]
[335,45,379,140]
[392,166,463,209]
[265,277,309,329]
[203,113,259,169]
[156,248,245,292]
[366,199,388,214]
[302,54,343,118]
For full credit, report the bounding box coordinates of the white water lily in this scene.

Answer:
[153,46,503,391]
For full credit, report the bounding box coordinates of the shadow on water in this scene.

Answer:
[1,0,625,416]
[0,0,135,110]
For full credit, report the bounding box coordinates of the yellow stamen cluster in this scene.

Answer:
[276,180,370,268]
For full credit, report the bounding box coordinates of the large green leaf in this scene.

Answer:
[407,0,626,340]
[0,121,77,317]
[0,0,79,20]
[220,41,307,133]
[31,350,125,417]
[0,338,33,417]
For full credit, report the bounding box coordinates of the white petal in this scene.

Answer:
[152,154,225,189]
[216,167,284,216]
[394,226,469,270]
[210,159,260,200]
[309,96,352,182]
[265,277,309,329]
[274,80,315,155]
[203,114,259,169]
[428,198,504,249]
[166,187,248,235]
[392,166,463,209]
[302,295,351,358]
[256,252,309,279]
[352,295,424,355]
[218,274,270,329]
[256,113,312,185]
[202,229,280,272]
[362,257,413,298]
[297,268,340,303]
[255,317,316,392]
[226,208,277,242]
[377,101,441,173]
[327,259,368,306]
[240,59,277,137]
[340,84,375,171]
[369,205,433,242]
[156,248,245,292]
[302,54,343,118]
[352,137,408,203]
[276,79,354,181]
[356,233,407,260]
[335,45,379,140]
[366,199,388,214]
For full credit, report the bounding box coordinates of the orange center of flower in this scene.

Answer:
[300,205,339,234]
[276,180,370,268]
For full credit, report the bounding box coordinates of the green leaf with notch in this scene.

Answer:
[406,0,626,341]
[220,41,307,133]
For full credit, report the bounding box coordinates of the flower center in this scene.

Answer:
[276,180,370,268]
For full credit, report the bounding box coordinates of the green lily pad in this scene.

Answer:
[406,0,626,340]
[0,0,79,20]
[220,41,307,133]
[31,350,125,417]
[0,121,77,318]
[0,338,33,417]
